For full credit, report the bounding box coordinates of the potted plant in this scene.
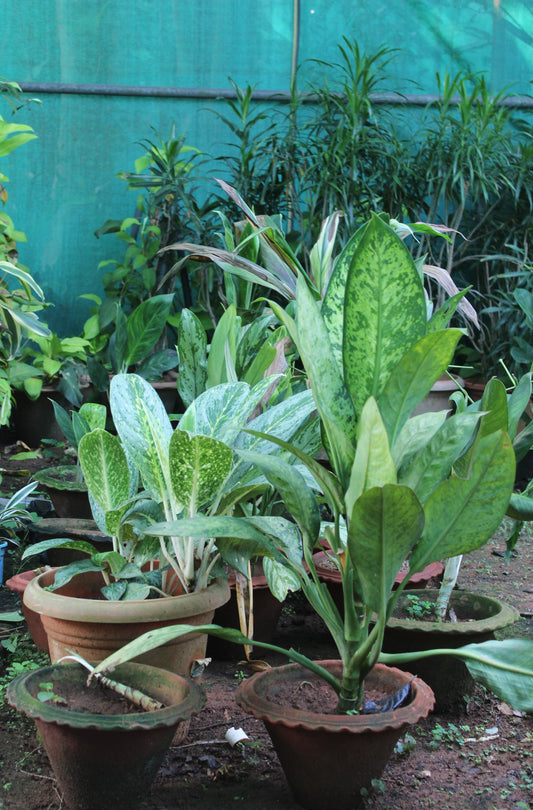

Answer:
[22,370,319,674]
[90,215,533,809]
[7,654,205,810]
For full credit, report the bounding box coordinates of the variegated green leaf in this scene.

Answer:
[168,430,233,514]
[377,329,463,445]
[391,410,447,468]
[398,412,482,503]
[79,402,107,431]
[345,398,396,518]
[347,484,425,614]
[110,373,172,500]
[263,557,301,601]
[177,308,208,408]
[78,429,131,514]
[410,430,515,572]
[343,216,427,417]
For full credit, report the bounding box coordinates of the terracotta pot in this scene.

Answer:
[32,465,92,519]
[23,568,230,676]
[236,660,434,810]
[12,384,98,447]
[382,589,520,711]
[5,570,49,652]
[313,551,444,616]
[207,567,283,659]
[7,661,205,810]
[27,517,112,566]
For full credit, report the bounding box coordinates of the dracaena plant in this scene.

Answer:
[24,371,319,600]
[91,215,533,715]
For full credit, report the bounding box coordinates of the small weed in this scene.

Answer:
[234,670,247,684]
[405,594,434,620]
[428,722,471,750]
[394,732,417,756]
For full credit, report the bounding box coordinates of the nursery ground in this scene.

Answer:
[0,443,532,810]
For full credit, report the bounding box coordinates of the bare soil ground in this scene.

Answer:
[0,442,532,810]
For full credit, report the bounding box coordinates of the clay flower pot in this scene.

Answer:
[313,550,444,616]
[32,465,92,519]
[236,660,434,810]
[24,567,230,676]
[5,570,49,652]
[7,661,205,810]
[382,589,520,711]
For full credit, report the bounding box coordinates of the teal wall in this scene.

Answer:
[1,0,532,333]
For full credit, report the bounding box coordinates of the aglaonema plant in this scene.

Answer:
[89,215,533,714]
[24,371,319,600]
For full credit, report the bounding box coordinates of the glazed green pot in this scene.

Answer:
[7,661,205,810]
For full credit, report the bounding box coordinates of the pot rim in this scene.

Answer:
[7,661,205,731]
[236,660,434,734]
[386,588,520,634]
[24,568,230,623]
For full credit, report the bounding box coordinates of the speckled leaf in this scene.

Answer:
[347,484,424,614]
[178,379,276,443]
[322,224,367,369]
[110,373,173,500]
[177,309,207,408]
[295,274,356,484]
[410,430,515,573]
[169,430,233,514]
[343,216,427,417]
[377,329,463,445]
[78,429,131,514]
[345,398,396,519]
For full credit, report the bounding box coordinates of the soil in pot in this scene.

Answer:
[7,661,205,810]
[236,660,434,810]
[382,588,520,711]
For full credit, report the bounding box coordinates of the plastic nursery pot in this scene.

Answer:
[236,660,434,810]
[5,570,49,652]
[32,465,92,520]
[23,567,230,676]
[7,661,205,810]
[382,589,520,711]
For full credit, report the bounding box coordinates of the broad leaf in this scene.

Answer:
[345,398,396,518]
[343,216,427,417]
[263,557,301,601]
[378,329,463,445]
[110,373,173,500]
[124,294,174,368]
[177,309,207,407]
[168,430,233,514]
[347,484,424,614]
[410,430,515,572]
[78,430,131,514]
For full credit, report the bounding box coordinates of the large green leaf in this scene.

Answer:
[124,294,174,368]
[178,378,276,443]
[343,216,427,417]
[410,430,515,572]
[321,225,366,369]
[295,274,356,485]
[237,448,321,548]
[391,410,447,468]
[377,329,463,445]
[347,484,425,614]
[110,374,173,500]
[398,412,482,503]
[345,398,396,518]
[78,430,131,514]
[507,373,531,441]
[168,430,233,514]
[177,309,208,408]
